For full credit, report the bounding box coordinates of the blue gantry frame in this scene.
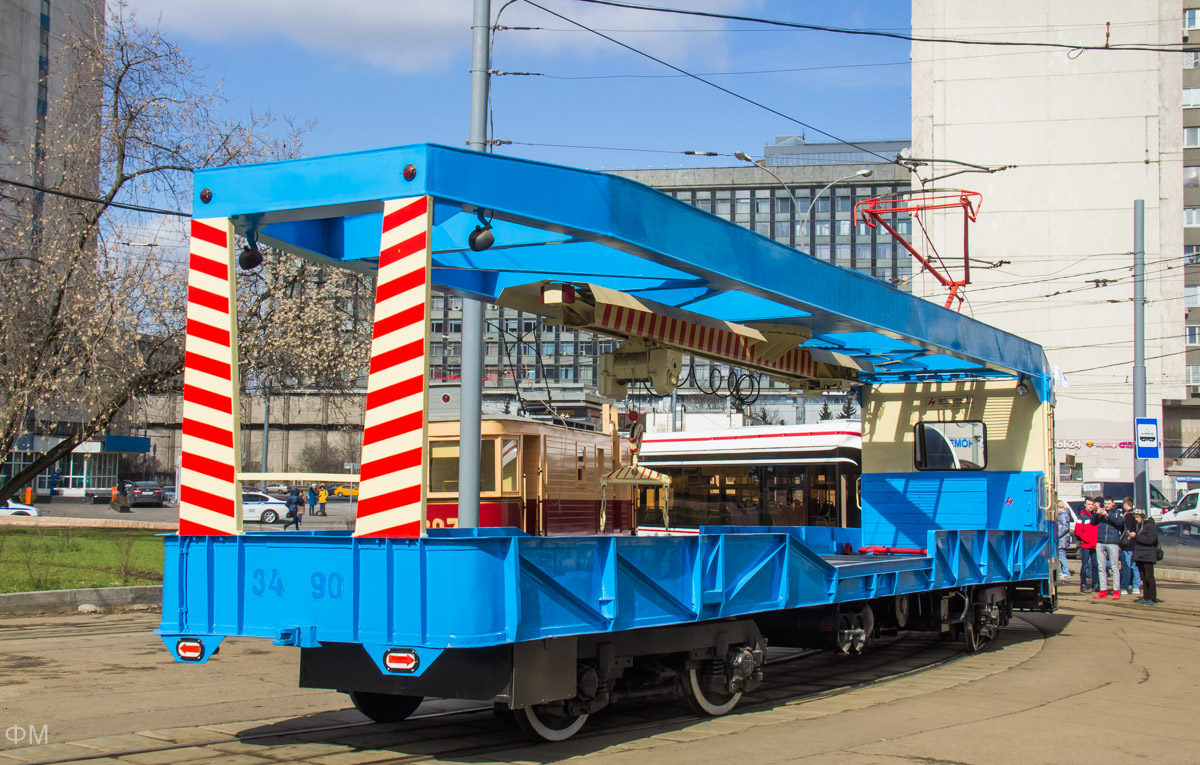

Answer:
[191,143,1052,400]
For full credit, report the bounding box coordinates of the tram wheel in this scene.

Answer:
[684,667,742,716]
[513,702,588,742]
[348,691,424,723]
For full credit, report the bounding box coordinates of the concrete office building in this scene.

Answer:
[911,1,1184,498]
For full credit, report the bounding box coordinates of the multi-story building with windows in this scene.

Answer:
[912,1,1185,498]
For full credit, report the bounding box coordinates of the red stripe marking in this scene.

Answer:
[369,338,424,375]
[189,252,228,281]
[372,302,426,339]
[382,197,428,232]
[645,430,861,445]
[635,312,647,335]
[191,219,228,248]
[687,323,697,348]
[360,446,422,481]
[624,308,636,334]
[379,231,428,270]
[185,351,232,381]
[356,520,421,539]
[366,375,424,410]
[363,411,426,446]
[178,518,232,536]
[601,304,613,326]
[183,418,233,448]
[186,319,230,348]
[376,266,427,304]
[357,485,422,517]
[180,484,235,517]
[183,384,232,415]
[187,286,229,314]
[182,450,235,483]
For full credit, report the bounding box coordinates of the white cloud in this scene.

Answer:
[124,0,758,73]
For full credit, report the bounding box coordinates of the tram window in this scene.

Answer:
[914,421,987,471]
[500,438,519,492]
[428,440,498,493]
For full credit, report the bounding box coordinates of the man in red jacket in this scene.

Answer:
[1074,498,1100,594]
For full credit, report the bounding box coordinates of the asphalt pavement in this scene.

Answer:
[32,495,358,531]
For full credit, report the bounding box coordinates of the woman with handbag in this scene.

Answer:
[1130,508,1160,605]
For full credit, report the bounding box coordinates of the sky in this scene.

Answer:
[122,0,914,172]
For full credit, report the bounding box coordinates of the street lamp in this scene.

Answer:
[733,150,802,213]
[803,168,874,232]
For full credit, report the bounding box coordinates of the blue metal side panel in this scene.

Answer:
[860,472,1042,550]
[158,525,1049,658]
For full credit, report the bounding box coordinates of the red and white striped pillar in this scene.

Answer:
[354,197,433,538]
[178,218,243,536]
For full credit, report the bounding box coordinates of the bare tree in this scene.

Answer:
[0,4,313,503]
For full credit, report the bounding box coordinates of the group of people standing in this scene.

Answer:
[282,484,330,530]
[1056,496,1161,605]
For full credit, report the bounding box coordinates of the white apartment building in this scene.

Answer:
[911,1,1185,498]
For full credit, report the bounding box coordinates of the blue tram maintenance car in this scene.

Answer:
[159,144,1056,741]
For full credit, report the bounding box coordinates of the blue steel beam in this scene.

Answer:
[192,143,1050,392]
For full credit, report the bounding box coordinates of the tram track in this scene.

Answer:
[16,629,976,765]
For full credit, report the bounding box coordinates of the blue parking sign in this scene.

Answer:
[1135,417,1160,459]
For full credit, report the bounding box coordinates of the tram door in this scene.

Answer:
[521,435,543,534]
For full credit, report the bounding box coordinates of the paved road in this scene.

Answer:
[32,496,358,531]
[1,582,1197,764]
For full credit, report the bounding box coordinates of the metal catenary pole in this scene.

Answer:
[1133,199,1148,510]
[458,0,491,528]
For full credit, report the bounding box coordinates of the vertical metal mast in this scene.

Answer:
[1133,200,1148,511]
[458,0,491,528]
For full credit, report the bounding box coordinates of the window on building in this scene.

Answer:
[835,244,851,265]
[1188,167,1200,188]
[431,296,445,311]
[815,244,831,260]
[431,320,444,334]
[444,342,461,356]
[430,342,443,357]
[485,342,499,356]
[447,320,462,334]
[1188,326,1200,345]
[836,220,852,236]
[448,297,463,311]
[715,197,731,216]
[1059,461,1083,481]
[756,198,771,215]
[1188,365,1200,385]
[1188,285,1200,306]
[1187,208,1200,227]
[1186,127,1200,148]
[795,221,809,237]
[1187,51,1200,69]
[856,243,873,266]
[1188,245,1200,264]
[774,221,791,239]
[504,318,518,333]
[561,366,576,380]
[876,243,893,264]
[560,341,574,355]
[754,221,770,237]
[598,340,615,353]
[541,341,555,355]
[775,196,793,215]
[836,197,853,213]
[429,365,442,380]
[815,221,831,236]
[1186,8,1200,29]
[1186,88,1200,108]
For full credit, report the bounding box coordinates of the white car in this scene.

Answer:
[241,491,290,524]
[1164,490,1200,523]
[2,498,40,516]
[265,483,289,496]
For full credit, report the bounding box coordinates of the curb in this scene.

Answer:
[0,517,176,531]
[1157,566,1200,584]
[0,585,162,616]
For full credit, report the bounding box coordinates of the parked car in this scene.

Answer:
[332,484,359,497]
[1164,489,1200,523]
[265,483,290,496]
[241,491,290,525]
[1156,521,1200,569]
[1,498,40,516]
[128,481,164,507]
[162,485,177,503]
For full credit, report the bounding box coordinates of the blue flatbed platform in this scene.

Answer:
[158,526,1048,662]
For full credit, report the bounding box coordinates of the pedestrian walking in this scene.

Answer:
[317,484,328,516]
[1055,500,1073,579]
[1130,508,1160,605]
[283,488,302,531]
[1075,498,1099,593]
[1091,496,1125,599]
[1119,497,1142,595]
[308,485,318,516]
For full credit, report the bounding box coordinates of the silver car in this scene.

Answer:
[1156,521,1200,569]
